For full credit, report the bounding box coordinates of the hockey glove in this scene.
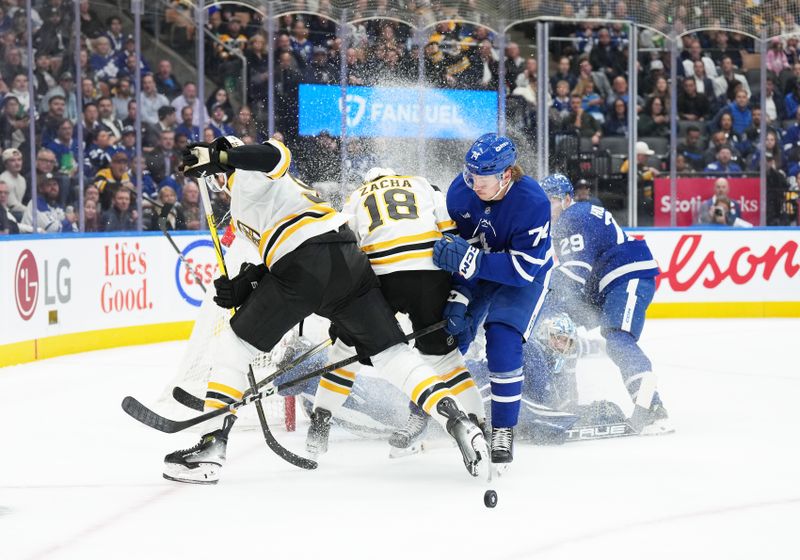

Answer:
[442,287,472,336]
[213,262,268,309]
[180,138,232,178]
[433,234,482,280]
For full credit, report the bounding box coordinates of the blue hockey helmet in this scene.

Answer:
[540,173,574,199]
[463,133,517,187]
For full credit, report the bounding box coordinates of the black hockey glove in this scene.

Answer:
[213,262,268,309]
[180,137,233,178]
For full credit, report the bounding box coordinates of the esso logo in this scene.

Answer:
[175,239,221,307]
[15,249,39,321]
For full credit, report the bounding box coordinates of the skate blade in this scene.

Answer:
[639,419,675,436]
[163,463,221,485]
[492,462,510,477]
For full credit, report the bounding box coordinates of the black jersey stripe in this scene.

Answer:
[262,209,329,260]
[365,240,437,260]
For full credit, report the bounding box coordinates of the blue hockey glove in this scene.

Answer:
[442,287,472,336]
[433,234,482,280]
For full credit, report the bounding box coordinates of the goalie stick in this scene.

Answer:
[172,337,333,412]
[121,319,447,434]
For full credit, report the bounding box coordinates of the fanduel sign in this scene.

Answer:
[298,84,497,139]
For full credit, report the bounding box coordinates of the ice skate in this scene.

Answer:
[491,427,514,465]
[388,404,429,449]
[163,415,235,485]
[436,397,489,477]
[305,408,332,457]
[638,403,675,436]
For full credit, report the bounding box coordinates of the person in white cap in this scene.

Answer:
[620,141,660,225]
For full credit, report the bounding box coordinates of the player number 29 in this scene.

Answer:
[363,189,419,231]
[560,234,585,254]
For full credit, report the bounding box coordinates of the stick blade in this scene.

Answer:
[172,386,204,411]
[121,396,183,434]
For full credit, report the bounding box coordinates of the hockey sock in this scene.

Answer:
[424,350,485,423]
[604,329,660,408]
[312,339,357,414]
[372,343,465,428]
[203,326,260,429]
[486,323,524,428]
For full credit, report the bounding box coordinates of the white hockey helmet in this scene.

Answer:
[363,167,398,183]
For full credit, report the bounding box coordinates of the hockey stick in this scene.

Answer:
[151,200,207,293]
[122,320,447,434]
[172,337,333,411]
[246,365,317,470]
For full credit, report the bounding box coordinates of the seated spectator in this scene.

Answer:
[740,108,778,157]
[231,105,259,140]
[549,56,577,93]
[112,77,133,120]
[33,7,69,58]
[46,119,79,179]
[785,81,800,124]
[589,27,624,82]
[216,18,248,87]
[78,0,104,38]
[577,55,611,100]
[290,18,314,68]
[207,104,234,137]
[115,34,151,76]
[305,45,338,84]
[681,38,718,79]
[678,125,707,171]
[103,15,126,54]
[638,96,669,137]
[703,194,743,226]
[139,73,169,125]
[42,71,78,122]
[145,130,178,184]
[690,59,717,108]
[641,60,666,100]
[206,88,235,123]
[782,106,800,160]
[0,179,20,234]
[9,73,30,112]
[505,42,525,92]
[678,77,712,121]
[704,146,743,175]
[710,31,742,69]
[715,111,744,153]
[0,96,29,151]
[89,36,119,84]
[30,148,67,204]
[620,141,661,180]
[175,106,200,143]
[605,75,643,112]
[149,185,185,230]
[32,52,56,102]
[620,141,659,225]
[747,129,782,171]
[559,94,602,146]
[98,96,124,140]
[574,78,605,123]
[603,98,628,136]
[22,173,65,233]
[695,178,746,226]
[94,151,131,209]
[174,132,189,155]
[180,180,201,230]
[1,47,25,86]
[550,79,571,121]
[766,38,790,76]
[715,89,752,136]
[0,147,27,218]
[38,94,67,145]
[675,153,693,174]
[83,198,102,232]
[102,187,137,231]
[118,125,136,160]
[714,56,750,101]
[572,177,603,206]
[171,82,209,127]
[154,59,181,99]
[146,105,177,146]
[704,130,742,165]
[84,129,117,177]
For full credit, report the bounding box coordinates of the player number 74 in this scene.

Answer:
[528,221,550,247]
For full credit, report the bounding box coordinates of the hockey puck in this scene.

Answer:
[484,489,498,508]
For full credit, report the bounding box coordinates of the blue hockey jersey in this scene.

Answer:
[551,202,659,302]
[446,174,553,287]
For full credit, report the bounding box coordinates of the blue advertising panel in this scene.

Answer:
[298,84,498,139]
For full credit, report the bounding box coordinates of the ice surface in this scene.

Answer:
[2,319,799,560]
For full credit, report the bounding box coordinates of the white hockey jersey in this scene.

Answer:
[228,141,347,269]
[342,174,456,275]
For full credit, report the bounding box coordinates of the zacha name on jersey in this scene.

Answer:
[552,202,659,301]
[446,174,553,287]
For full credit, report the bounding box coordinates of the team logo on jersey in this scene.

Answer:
[174,239,222,307]
[339,94,367,127]
[477,218,496,237]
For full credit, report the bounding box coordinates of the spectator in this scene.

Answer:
[716,89,753,136]
[572,177,603,206]
[29,148,64,201]
[704,130,741,165]
[678,76,712,121]
[606,75,643,112]
[309,13,337,47]
[0,47,26,86]
[98,96,124,140]
[102,187,136,231]
[180,179,201,230]
[38,95,67,145]
[763,76,787,124]
[215,18,248,87]
[0,147,27,218]
[603,98,628,136]
[274,50,302,137]
[590,27,624,82]
[695,178,743,225]
[207,104,234,137]
[638,96,669,137]
[0,96,29,152]
[681,38,718,79]
[574,77,605,123]
[231,105,259,140]
[146,105,177,146]
[139,73,169,125]
[549,56,577,94]
[78,0,104,39]
[246,32,270,108]
[154,59,181,99]
[118,125,136,160]
[512,57,545,107]
[678,125,707,171]
[675,153,693,174]
[0,179,20,234]
[785,81,800,123]
[550,79,571,121]
[305,45,338,84]
[704,194,740,226]
[84,184,100,206]
[175,106,200,142]
[33,7,69,57]
[690,59,717,107]
[84,129,117,177]
[740,108,774,156]
[89,36,119,84]
[704,146,743,175]
[145,130,177,184]
[716,112,743,152]
[93,150,131,209]
[171,82,209,128]
[786,37,800,67]
[32,52,56,103]
[577,55,612,100]
[46,119,79,180]
[103,15,126,54]
[22,173,65,233]
[112,76,132,120]
[766,38,790,76]
[505,42,525,93]
[710,31,742,69]
[781,106,800,161]
[9,73,30,112]
[641,59,666,99]
[149,185,185,230]
[559,94,602,146]
[83,198,102,232]
[290,19,313,68]
[620,141,659,225]
[81,77,100,105]
[41,72,78,122]
[116,47,148,83]
[747,129,782,171]
[714,56,750,101]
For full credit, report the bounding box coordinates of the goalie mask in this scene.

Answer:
[534,313,577,357]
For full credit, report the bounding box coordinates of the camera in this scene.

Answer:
[714,207,725,218]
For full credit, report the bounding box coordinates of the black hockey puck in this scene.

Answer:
[484,489,498,508]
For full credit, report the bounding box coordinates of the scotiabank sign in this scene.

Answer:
[634,229,799,303]
[654,177,760,226]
